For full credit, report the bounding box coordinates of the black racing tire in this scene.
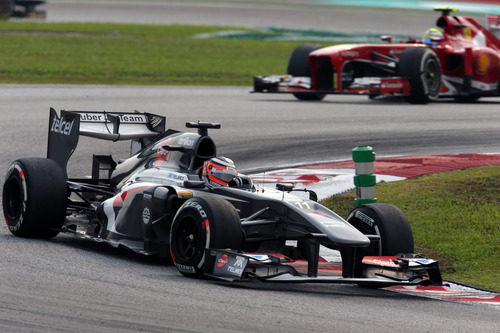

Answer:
[170,196,244,277]
[346,203,414,256]
[287,44,326,101]
[0,0,13,19]
[398,47,441,104]
[2,158,67,238]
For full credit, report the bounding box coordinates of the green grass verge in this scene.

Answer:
[0,21,310,85]
[322,166,500,291]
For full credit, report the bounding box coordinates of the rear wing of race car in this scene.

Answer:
[47,108,166,174]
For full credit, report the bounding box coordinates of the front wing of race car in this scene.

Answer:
[253,75,411,97]
[204,249,443,287]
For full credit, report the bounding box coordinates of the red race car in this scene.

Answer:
[253,8,500,103]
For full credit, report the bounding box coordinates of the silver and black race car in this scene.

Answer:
[2,109,442,286]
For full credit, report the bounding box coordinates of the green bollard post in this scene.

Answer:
[352,146,377,207]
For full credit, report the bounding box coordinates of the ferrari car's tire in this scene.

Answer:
[170,197,244,277]
[346,203,414,255]
[2,158,67,238]
[287,44,326,101]
[398,48,441,104]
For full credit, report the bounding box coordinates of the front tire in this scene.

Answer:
[347,203,414,256]
[398,48,441,104]
[2,158,67,238]
[287,44,326,101]
[170,197,244,277]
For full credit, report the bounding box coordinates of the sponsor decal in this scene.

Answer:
[154,147,169,167]
[175,263,196,273]
[142,207,151,224]
[478,53,490,73]
[51,116,75,136]
[118,114,146,123]
[362,256,399,268]
[464,27,472,40]
[184,201,207,219]
[149,115,163,128]
[341,51,359,57]
[216,254,229,268]
[292,201,312,210]
[389,49,405,56]
[177,191,193,199]
[213,253,248,277]
[381,82,403,89]
[226,256,246,276]
[79,113,106,122]
[354,210,375,227]
[416,259,437,265]
[178,136,195,147]
[79,113,147,123]
[168,172,187,181]
[233,256,246,269]
[246,254,270,261]
[312,214,345,228]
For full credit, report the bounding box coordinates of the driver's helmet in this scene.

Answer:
[202,156,238,187]
[423,28,444,45]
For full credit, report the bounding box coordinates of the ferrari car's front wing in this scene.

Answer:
[253,75,411,97]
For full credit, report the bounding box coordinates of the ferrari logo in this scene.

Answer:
[464,27,472,40]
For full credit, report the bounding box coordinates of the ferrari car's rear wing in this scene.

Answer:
[47,108,166,173]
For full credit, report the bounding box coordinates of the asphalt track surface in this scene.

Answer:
[2,1,500,332]
[2,85,500,332]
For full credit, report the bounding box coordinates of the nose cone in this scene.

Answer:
[306,212,371,247]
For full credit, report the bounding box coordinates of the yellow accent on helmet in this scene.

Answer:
[423,28,444,45]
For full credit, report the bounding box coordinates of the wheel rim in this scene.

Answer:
[174,217,202,262]
[348,217,382,255]
[423,57,440,96]
[4,177,23,221]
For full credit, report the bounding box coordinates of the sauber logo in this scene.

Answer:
[79,113,106,122]
[51,117,75,136]
[119,114,146,123]
[79,113,147,123]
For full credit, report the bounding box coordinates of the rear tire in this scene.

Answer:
[346,203,414,256]
[170,197,244,277]
[2,158,67,238]
[287,44,326,101]
[398,48,441,104]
